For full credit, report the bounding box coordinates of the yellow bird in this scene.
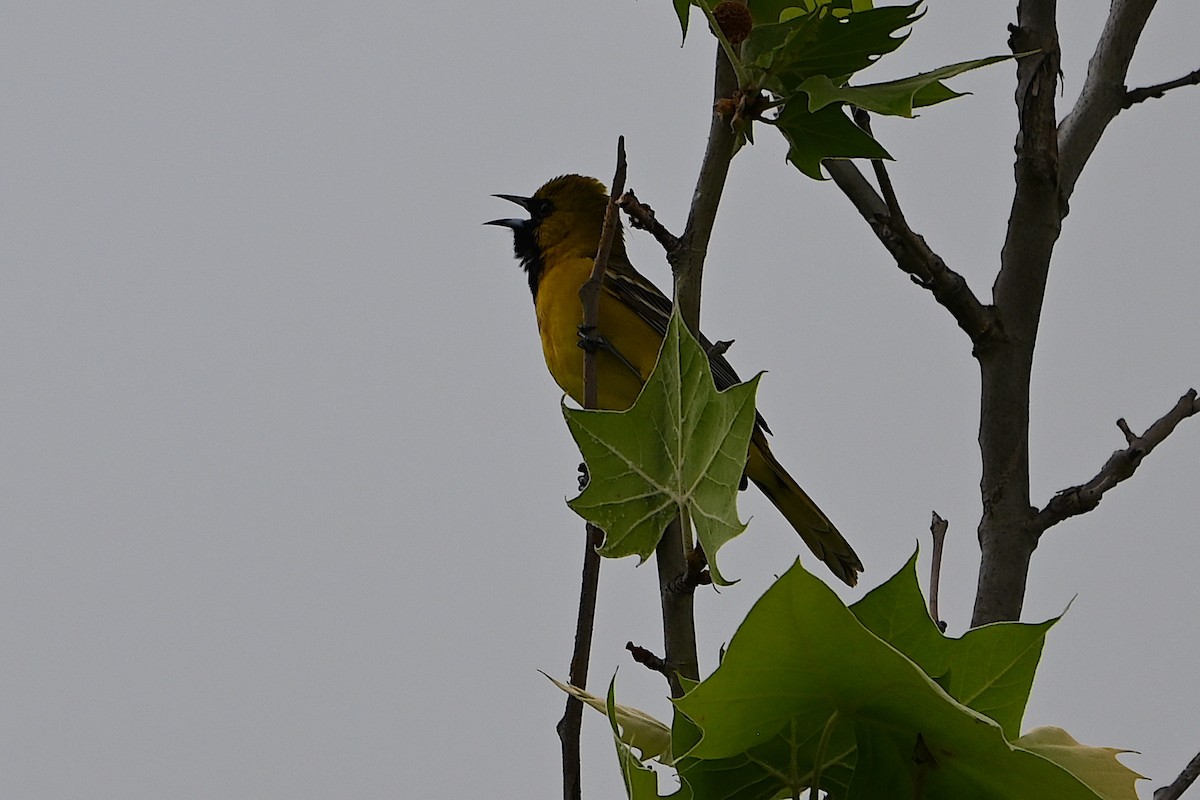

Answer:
[489,175,862,586]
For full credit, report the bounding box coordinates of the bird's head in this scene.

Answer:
[487,175,622,297]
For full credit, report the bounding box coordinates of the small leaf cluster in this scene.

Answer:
[677,0,1010,178]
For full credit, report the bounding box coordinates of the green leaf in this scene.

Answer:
[798,54,1012,117]
[849,550,1056,740]
[673,0,692,40]
[743,2,921,95]
[748,0,859,25]
[1015,727,1143,800]
[773,100,891,179]
[564,308,759,584]
[672,560,1113,799]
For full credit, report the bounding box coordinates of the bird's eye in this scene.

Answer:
[533,199,554,219]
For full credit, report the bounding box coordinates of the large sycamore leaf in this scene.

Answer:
[849,549,1054,740]
[798,54,1013,117]
[573,558,1140,799]
[671,560,1130,799]
[564,309,759,584]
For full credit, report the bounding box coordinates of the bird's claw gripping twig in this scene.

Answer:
[576,325,642,379]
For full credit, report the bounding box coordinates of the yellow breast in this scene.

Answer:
[534,255,663,412]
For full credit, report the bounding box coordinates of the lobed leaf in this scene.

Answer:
[564,309,759,584]
[671,560,1118,799]
[850,549,1055,740]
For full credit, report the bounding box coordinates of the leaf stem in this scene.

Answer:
[810,709,841,799]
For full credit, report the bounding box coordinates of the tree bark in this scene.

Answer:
[971,3,1062,626]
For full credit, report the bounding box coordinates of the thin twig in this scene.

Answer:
[929,512,948,632]
[670,545,713,593]
[1155,748,1200,800]
[1034,389,1200,535]
[1125,67,1200,108]
[557,138,627,800]
[579,137,628,409]
[824,159,996,351]
[852,109,906,227]
[626,641,673,681]
[618,189,681,253]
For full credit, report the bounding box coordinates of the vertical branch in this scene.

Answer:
[671,44,739,330]
[971,2,1062,627]
[654,43,740,694]
[580,138,628,407]
[928,512,948,630]
[1057,0,1158,202]
[557,139,627,800]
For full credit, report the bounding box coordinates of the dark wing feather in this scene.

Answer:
[603,254,771,435]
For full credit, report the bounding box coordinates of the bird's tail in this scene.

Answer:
[746,431,863,586]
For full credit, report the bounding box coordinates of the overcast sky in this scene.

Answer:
[1,2,1197,798]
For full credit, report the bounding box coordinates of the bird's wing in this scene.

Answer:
[604,255,771,435]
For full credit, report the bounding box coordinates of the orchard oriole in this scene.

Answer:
[489,174,862,586]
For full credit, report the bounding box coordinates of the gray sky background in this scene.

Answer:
[2,2,1197,797]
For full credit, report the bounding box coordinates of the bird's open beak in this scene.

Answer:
[485,194,534,229]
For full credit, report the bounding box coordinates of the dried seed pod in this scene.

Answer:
[712,1,753,45]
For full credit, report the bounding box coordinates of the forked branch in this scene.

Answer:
[825,157,996,350]
[1035,389,1200,535]
[1058,0,1158,203]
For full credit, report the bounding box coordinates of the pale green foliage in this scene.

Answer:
[607,681,667,798]
[1016,727,1145,800]
[564,309,760,584]
[545,673,673,762]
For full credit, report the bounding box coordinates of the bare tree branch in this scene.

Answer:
[559,139,628,800]
[1058,0,1158,203]
[825,158,887,219]
[824,159,997,349]
[626,642,673,682]
[580,138,628,410]
[1155,748,1200,800]
[671,44,739,330]
[1035,389,1200,535]
[1125,67,1200,107]
[618,189,681,253]
[653,43,741,700]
